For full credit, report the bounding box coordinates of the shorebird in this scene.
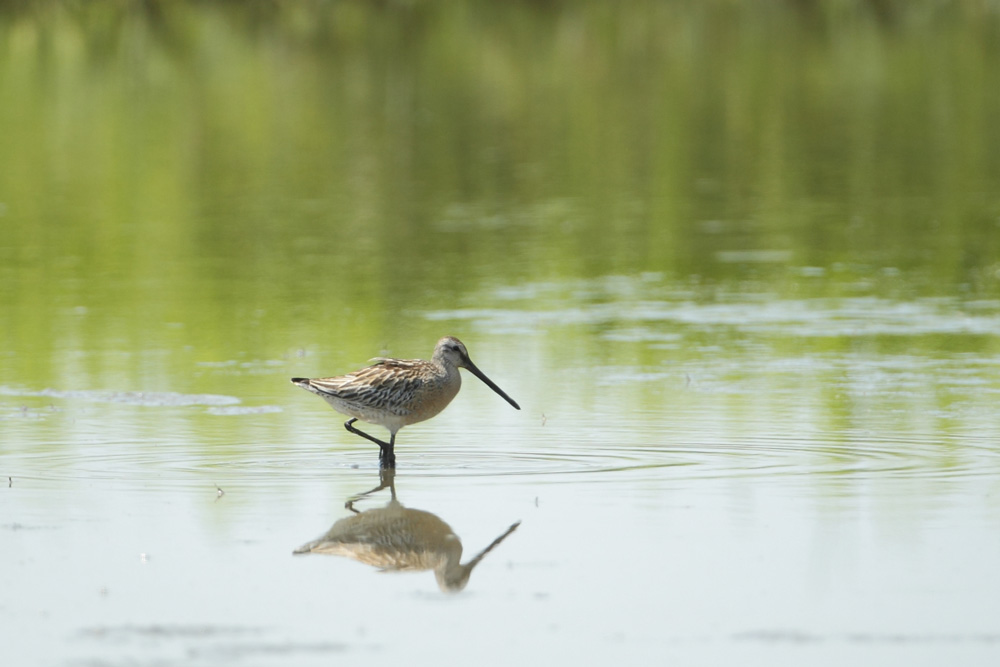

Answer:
[293,469,520,592]
[291,336,520,467]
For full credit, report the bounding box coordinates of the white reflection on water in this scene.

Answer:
[0,387,242,407]
[294,469,520,592]
[427,292,1000,338]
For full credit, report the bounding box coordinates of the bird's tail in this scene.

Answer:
[290,377,317,393]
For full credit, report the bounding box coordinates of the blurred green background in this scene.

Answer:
[1,0,999,396]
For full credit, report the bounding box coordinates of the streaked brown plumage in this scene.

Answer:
[291,336,520,467]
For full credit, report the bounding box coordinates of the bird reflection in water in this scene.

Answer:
[293,469,520,592]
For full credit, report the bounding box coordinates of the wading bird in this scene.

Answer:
[291,336,520,467]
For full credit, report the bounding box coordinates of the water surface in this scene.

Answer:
[2,2,1000,665]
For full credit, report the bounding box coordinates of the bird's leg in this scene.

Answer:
[344,418,391,447]
[344,418,396,468]
[379,433,396,470]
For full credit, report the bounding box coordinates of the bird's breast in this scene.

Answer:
[404,369,461,425]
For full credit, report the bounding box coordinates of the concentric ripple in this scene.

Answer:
[5,427,997,492]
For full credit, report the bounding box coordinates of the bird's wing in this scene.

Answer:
[306,359,431,413]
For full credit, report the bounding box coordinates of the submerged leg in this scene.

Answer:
[379,432,396,469]
[344,418,396,468]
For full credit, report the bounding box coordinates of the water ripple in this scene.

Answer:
[5,431,995,491]
[214,433,1000,486]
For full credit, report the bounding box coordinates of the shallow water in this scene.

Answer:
[5,278,1000,665]
[3,1,1000,665]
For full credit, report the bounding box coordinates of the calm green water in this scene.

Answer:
[3,2,1000,665]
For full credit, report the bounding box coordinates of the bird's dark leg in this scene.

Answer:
[344,418,396,468]
[344,418,391,447]
[379,432,396,469]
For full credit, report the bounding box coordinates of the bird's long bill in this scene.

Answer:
[464,360,521,410]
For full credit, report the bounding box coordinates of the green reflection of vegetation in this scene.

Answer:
[1,0,998,409]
